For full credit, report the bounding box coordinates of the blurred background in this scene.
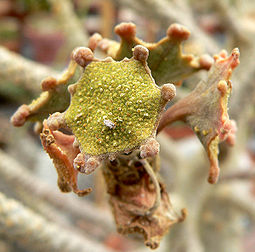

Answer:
[0,0,255,251]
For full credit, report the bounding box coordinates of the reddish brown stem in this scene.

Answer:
[157,95,194,133]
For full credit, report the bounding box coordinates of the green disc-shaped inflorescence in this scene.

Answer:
[65,60,162,156]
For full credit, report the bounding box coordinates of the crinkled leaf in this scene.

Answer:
[103,156,185,249]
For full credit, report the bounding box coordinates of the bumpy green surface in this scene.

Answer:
[65,60,162,155]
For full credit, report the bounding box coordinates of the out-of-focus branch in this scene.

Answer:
[0,46,58,98]
[0,239,13,252]
[231,52,255,122]
[212,1,248,47]
[0,192,114,252]
[214,187,255,222]
[0,150,114,233]
[220,170,255,182]
[157,132,183,169]
[114,0,219,53]
[101,0,115,38]
[49,0,88,49]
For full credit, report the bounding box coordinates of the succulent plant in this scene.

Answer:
[10,20,241,250]
[44,45,175,176]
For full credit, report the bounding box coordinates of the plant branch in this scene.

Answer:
[114,0,219,53]
[220,170,255,182]
[214,188,255,222]
[0,150,114,233]
[212,0,248,47]
[49,0,88,49]
[0,46,59,98]
[0,192,114,252]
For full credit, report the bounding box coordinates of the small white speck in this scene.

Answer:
[104,119,116,129]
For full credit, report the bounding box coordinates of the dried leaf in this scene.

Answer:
[40,120,92,196]
[103,156,185,249]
